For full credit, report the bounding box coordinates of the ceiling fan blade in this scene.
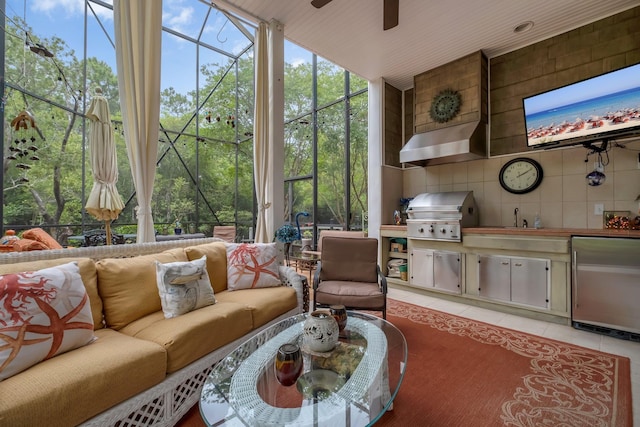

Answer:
[311,0,333,8]
[383,0,399,30]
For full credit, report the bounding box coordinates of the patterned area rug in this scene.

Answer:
[177,299,632,427]
[379,299,632,426]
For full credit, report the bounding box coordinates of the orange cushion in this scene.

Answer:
[22,227,63,250]
[11,238,48,251]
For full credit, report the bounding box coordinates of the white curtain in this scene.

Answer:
[113,0,163,243]
[253,22,271,243]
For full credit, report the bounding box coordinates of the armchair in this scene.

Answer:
[312,236,387,319]
[302,229,365,257]
[213,225,237,242]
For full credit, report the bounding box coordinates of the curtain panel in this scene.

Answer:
[253,22,271,243]
[113,0,163,243]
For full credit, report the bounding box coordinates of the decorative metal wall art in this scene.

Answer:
[429,89,461,123]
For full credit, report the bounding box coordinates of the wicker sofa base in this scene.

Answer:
[81,308,299,427]
[0,238,305,427]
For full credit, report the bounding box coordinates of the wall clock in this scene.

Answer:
[499,157,543,194]
[429,89,461,123]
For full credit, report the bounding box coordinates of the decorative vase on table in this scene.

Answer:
[275,224,299,266]
[303,310,339,353]
[274,343,303,386]
[329,305,347,333]
[300,238,313,252]
[393,210,402,225]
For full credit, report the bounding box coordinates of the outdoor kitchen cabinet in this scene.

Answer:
[477,255,550,309]
[384,228,570,324]
[380,226,409,285]
[410,248,462,294]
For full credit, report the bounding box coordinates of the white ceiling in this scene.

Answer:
[213,0,640,90]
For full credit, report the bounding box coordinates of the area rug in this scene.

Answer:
[177,299,633,427]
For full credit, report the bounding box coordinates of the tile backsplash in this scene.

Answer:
[402,140,640,229]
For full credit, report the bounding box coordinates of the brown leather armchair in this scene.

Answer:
[213,225,236,242]
[313,236,387,319]
[302,229,365,257]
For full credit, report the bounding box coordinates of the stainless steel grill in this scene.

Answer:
[406,191,478,242]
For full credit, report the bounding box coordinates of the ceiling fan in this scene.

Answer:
[311,0,399,31]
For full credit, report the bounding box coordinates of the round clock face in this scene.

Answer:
[499,158,543,194]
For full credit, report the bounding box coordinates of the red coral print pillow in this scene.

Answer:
[0,262,95,380]
[226,243,281,290]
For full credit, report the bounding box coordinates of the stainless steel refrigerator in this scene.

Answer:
[572,236,640,339]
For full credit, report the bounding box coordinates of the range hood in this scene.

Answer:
[400,121,487,166]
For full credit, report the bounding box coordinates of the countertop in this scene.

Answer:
[380,224,640,239]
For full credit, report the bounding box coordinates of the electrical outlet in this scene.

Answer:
[594,203,604,215]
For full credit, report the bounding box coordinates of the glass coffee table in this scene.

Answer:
[200,311,407,426]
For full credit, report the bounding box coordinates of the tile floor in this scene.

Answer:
[386,287,639,425]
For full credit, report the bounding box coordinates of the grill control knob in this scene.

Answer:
[418,227,424,233]
[428,226,434,233]
[440,228,446,233]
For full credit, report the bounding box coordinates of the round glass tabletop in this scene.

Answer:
[200,311,407,426]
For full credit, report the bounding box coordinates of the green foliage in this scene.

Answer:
[1,9,368,241]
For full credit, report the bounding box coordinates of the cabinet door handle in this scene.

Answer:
[501,261,509,265]
[514,263,522,267]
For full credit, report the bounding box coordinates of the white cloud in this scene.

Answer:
[162,0,197,34]
[31,0,113,21]
[289,57,308,67]
[163,6,194,31]
[32,0,84,14]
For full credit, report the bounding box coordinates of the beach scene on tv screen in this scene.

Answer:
[524,64,640,147]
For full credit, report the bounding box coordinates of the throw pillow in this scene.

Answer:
[226,243,281,290]
[0,262,95,381]
[21,227,63,250]
[155,255,216,319]
[11,238,49,252]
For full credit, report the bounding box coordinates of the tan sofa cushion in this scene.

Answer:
[184,241,228,293]
[0,257,103,329]
[0,328,166,427]
[216,286,298,328]
[96,248,188,330]
[120,302,253,373]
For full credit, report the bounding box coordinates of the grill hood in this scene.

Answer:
[400,121,487,166]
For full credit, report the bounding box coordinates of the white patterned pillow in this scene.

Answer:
[0,262,95,381]
[155,255,216,319]
[226,243,281,290]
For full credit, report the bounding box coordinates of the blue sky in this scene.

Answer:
[524,63,640,114]
[6,0,313,94]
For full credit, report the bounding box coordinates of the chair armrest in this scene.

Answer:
[302,249,321,257]
[312,261,322,290]
[278,266,306,313]
[377,265,388,294]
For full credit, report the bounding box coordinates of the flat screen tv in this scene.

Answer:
[523,63,640,149]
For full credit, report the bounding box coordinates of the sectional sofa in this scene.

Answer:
[0,238,304,426]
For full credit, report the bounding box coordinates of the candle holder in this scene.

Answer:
[274,343,303,387]
[329,305,347,333]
